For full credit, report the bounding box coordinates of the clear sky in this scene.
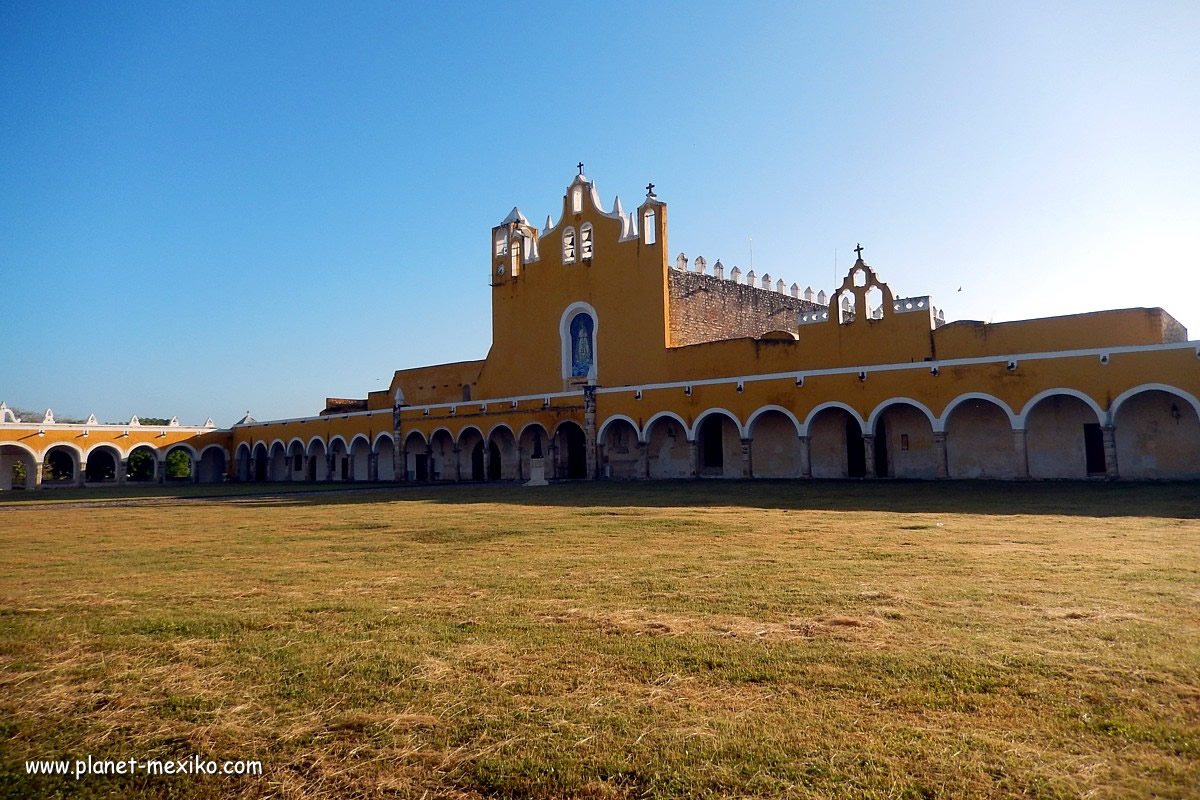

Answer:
[2,1,1197,426]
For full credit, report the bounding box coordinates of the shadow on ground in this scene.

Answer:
[10,479,1196,518]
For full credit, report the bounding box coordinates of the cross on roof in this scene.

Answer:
[577,162,584,175]
[854,243,864,260]
[646,182,655,196]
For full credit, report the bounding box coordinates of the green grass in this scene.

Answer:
[1,480,1198,799]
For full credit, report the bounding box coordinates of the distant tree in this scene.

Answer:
[43,451,75,481]
[11,462,26,487]
[138,417,171,426]
[165,449,191,480]
[126,449,156,481]
[12,408,86,424]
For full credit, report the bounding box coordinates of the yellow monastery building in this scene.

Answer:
[3,170,1199,489]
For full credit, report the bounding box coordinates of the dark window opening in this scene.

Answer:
[1084,423,1106,475]
[699,416,724,472]
[846,420,866,478]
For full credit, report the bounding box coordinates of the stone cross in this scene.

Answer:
[577,162,584,175]
[854,243,864,260]
[646,182,655,197]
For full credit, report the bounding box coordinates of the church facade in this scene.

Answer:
[3,171,1199,488]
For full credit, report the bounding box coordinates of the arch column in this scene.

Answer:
[798,436,812,478]
[76,460,88,487]
[301,454,311,482]
[398,447,408,482]
[453,446,461,482]
[156,458,166,484]
[740,438,752,478]
[117,458,128,485]
[368,452,378,481]
[688,438,698,478]
[1102,425,1119,480]
[862,435,877,478]
[584,386,598,480]
[548,442,559,479]
[516,444,525,481]
[326,451,336,481]
[638,441,649,479]
[248,454,258,483]
[1012,429,1030,478]
[933,432,949,479]
[424,445,433,481]
[34,460,45,490]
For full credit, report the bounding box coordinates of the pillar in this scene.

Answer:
[77,460,88,487]
[193,459,202,483]
[453,446,461,482]
[301,454,311,482]
[638,440,650,479]
[398,448,408,482]
[248,455,258,483]
[1012,429,1030,479]
[156,458,166,484]
[326,451,336,482]
[516,444,525,481]
[862,435,876,478]
[583,386,598,480]
[34,460,45,490]
[1102,425,1119,480]
[740,437,753,479]
[368,452,378,482]
[117,458,128,485]
[933,432,949,479]
[392,401,405,483]
[798,435,812,478]
[688,438,699,478]
[547,441,559,479]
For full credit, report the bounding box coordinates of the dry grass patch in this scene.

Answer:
[1,480,1198,799]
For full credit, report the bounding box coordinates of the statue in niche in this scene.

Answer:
[570,313,594,378]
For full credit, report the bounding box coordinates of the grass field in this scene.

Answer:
[1,481,1198,799]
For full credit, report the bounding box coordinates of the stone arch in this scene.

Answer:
[597,414,641,443]
[806,405,866,479]
[1024,392,1106,479]
[197,444,227,483]
[866,398,937,436]
[0,442,38,490]
[486,424,518,480]
[269,440,288,482]
[937,393,1018,433]
[801,402,866,437]
[747,408,802,479]
[692,408,744,478]
[253,442,270,481]
[349,434,371,481]
[1109,383,1200,425]
[644,413,691,479]
[600,416,640,479]
[552,419,588,479]
[402,430,429,481]
[1112,385,1200,479]
[428,428,455,481]
[944,397,1022,479]
[374,433,395,481]
[235,443,252,482]
[746,405,802,438]
[125,443,159,482]
[692,407,747,439]
[641,411,690,443]
[456,426,486,481]
[307,437,328,481]
[518,423,549,481]
[327,436,351,482]
[42,443,81,485]
[869,400,939,479]
[1017,389,1105,429]
[287,438,306,481]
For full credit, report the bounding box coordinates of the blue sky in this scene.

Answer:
[2,1,1197,425]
